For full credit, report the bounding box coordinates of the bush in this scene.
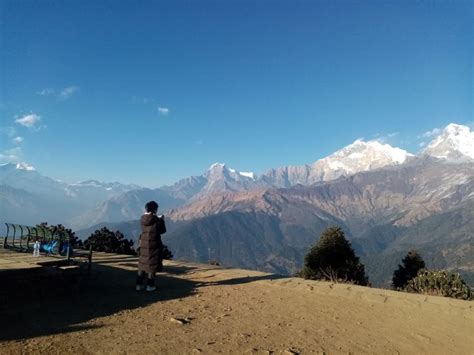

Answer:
[406,269,473,301]
[162,244,173,260]
[392,249,425,290]
[83,227,136,255]
[302,227,368,285]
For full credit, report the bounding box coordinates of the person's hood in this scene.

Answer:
[141,213,156,226]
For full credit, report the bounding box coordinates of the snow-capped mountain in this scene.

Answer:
[3,122,473,230]
[314,139,412,174]
[64,179,140,205]
[0,163,66,198]
[72,163,262,227]
[260,139,413,187]
[0,163,141,226]
[0,163,139,204]
[198,163,260,198]
[206,163,256,181]
[423,123,474,161]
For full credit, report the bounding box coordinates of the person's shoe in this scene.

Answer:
[136,284,144,291]
[146,285,156,292]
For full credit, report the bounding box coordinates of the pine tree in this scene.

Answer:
[83,227,136,255]
[302,227,368,285]
[391,249,425,289]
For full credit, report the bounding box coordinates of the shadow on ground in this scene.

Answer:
[0,262,283,342]
[203,274,284,286]
[0,263,198,342]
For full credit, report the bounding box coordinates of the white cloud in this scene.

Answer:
[0,126,16,137]
[0,147,23,164]
[419,128,441,139]
[59,86,80,100]
[37,86,80,99]
[12,136,23,144]
[373,132,399,144]
[143,97,155,104]
[15,113,41,128]
[419,142,426,148]
[37,88,55,96]
[158,107,169,115]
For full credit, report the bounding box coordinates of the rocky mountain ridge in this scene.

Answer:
[2,123,472,231]
[77,156,474,285]
[73,123,474,227]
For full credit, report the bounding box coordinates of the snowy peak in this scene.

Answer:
[193,162,260,199]
[16,162,36,171]
[206,162,256,181]
[0,162,36,172]
[335,139,411,163]
[260,139,414,188]
[423,123,474,161]
[315,139,413,175]
[208,162,226,171]
[239,171,255,179]
[68,179,140,190]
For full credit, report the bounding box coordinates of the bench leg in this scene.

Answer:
[87,244,93,273]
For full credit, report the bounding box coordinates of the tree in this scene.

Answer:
[83,227,136,255]
[36,222,83,248]
[391,249,425,290]
[302,227,368,285]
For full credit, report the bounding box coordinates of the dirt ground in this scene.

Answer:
[1,253,473,354]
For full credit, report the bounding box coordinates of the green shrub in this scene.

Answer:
[406,269,473,301]
[84,227,136,255]
[302,227,368,285]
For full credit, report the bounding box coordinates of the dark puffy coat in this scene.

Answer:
[138,213,166,273]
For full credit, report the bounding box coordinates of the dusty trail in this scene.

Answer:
[1,254,473,354]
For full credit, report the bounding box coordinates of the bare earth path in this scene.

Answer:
[1,253,473,354]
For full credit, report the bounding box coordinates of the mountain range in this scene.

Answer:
[1,123,473,285]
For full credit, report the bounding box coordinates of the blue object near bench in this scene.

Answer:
[2,223,93,271]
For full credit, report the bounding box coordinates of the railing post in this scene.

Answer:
[88,244,93,273]
[19,225,25,249]
[12,225,17,248]
[4,223,9,248]
[20,226,30,251]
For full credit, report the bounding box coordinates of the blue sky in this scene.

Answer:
[1,0,472,187]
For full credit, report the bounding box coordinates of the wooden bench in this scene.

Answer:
[2,223,93,272]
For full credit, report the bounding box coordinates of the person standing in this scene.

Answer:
[136,201,166,291]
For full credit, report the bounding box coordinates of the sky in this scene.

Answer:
[1,0,472,187]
